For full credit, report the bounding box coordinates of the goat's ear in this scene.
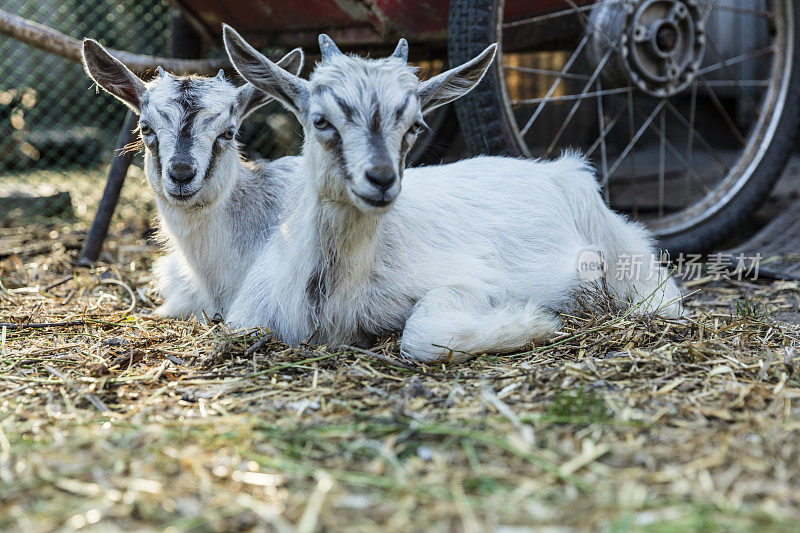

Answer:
[235,84,269,121]
[417,43,497,115]
[223,25,309,116]
[391,38,408,62]
[82,39,146,114]
[318,34,344,62]
[276,47,304,77]
[234,48,305,120]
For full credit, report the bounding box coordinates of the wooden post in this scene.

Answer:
[77,110,138,265]
[0,9,224,75]
[170,7,204,60]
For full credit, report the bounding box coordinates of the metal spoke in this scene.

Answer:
[517,0,626,136]
[503,65,590,81]
[684,83,698,205]
[586,105,625,159]
[696,0,773,19]
[513,86,632,106]
[697,76,747,145]
[488,0,787,237]
[502,1,622,29]
[518,33,590,135]
[627,90,637,216]
[544,46,617,157]
[697,46,775,76]
[704,31,760,114]
[596,79,610,202]
[658,104,666,217]
[607,99,667,178]
[701,0,717,24]
[563,0,619,49]
[701,80,769,87]
[665,100,730,173]
[637,108,711,195]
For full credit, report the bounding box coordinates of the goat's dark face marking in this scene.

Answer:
[82,38,304,210]
[305,59,424,213]
[136,75,244,208]
[222,27,496,213]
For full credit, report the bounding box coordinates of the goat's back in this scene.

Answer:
[376,153,602,310]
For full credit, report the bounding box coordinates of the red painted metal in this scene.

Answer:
[373,0,450,36]
[174,0,595,47]
[178,0,368,34]
[505,0,593,20]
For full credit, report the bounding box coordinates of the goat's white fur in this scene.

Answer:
[81,39,303,319]
[149,156,301,319]
[222,28,682,362]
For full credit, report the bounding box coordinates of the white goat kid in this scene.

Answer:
[81,39,303,319]
[223,27,683,362]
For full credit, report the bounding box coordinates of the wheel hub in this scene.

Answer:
[590,0,706,97]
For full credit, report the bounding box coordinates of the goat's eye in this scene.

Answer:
[313,115,331,130]
[220,127,236,140]
[407,122,425,136]
[140,122,153,136]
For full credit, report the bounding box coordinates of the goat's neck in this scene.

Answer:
[154,164,239,264]
[319,198,379,270]
[296,158,381,284]
[157,192,227,245]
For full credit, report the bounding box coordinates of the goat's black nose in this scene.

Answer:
[365,165,396,190]
[168,162,197,184]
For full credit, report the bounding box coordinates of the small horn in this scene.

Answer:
[215,69,226,80]
[318,34,343,62]
[391,38,408,62]
[156,66,166,77]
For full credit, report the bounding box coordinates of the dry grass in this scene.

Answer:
[2,168,800,531]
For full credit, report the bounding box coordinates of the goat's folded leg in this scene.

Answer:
[600,247,684,318]
[152,254,211,319]
[585,213,684,318]
[399,287,561,363]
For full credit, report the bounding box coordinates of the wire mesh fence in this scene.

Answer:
[0,0,301,229]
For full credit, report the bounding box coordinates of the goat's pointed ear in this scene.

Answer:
[82,39,146,114]
[233,47,305,121]
[417,43,497,114]
[275,47,304,77]
[235,84,268,121]
[223,25,309,116]
[318,34,343,62]
[391,38,408,62]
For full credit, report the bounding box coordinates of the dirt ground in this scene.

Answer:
[1,168,800,532]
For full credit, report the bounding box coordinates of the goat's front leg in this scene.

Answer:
[400,287,561,363]
[152,254,211,320]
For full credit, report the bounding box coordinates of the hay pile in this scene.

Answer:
[1,174,799,530]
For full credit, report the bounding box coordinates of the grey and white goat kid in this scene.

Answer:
[223,28,683,362]
[82,39,303,319]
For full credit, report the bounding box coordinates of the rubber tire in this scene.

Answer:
[448,0,800,253]
[448,0,523,157]
[408,104,460,166]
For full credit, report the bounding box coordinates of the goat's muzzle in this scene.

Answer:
[365,164,396,192]
[353,163,399,208]
[168,161,197,184]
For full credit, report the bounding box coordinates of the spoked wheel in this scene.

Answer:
[449,0,800,253]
